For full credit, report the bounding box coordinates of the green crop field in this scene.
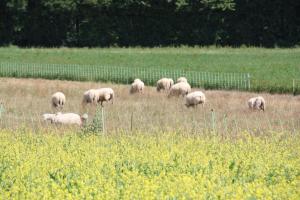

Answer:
[0,47,300,93]
[0,130,299,199]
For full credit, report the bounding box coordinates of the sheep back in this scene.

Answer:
[185,91,206,107]
[157,78,174,92]
[51,92,66,108]
[95,88,114,103]
[248,96,266,111]
[177,77,188,83]
[130,79,145,94]
[82,89,97,105]
[168,82,191,97]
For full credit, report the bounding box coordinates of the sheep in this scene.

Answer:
[43,112,88,126]
[177,77,188,83]
[130,78,145,94]
[82,88,114,107]
[95,88,114,106]
[43,113,58,122]
[185,91,206,107]
[168,82,191,97]
[51,92,66,110]
[156,78,174,92]
[82,89,98,106]
[248,96,266,111]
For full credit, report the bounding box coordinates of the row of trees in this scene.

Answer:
[1,0,299,47]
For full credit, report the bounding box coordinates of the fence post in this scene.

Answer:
[247,73,251,90]
[237,73,240,90]
[211,109,215,133]
[234,73,236,89]
[223,114,227,135]
[130,112,133,131]
[293,79,295,95]
[101,106,105,134]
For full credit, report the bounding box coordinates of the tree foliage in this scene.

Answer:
[0,0,299,47]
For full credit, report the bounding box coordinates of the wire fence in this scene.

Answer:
[1,62,299,94]
[293,79,300,95]
[0,108,299,135]
[0,62,251,90]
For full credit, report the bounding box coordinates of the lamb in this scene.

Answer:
[130,79,145,94]
[168,82,191,97]
[156,78,174,92]
[43,112,88,126]
[185,91,206,107]
[177,77,188,83]
[51,92,66,110]
[248,96,266,111]
[95,88,114,106]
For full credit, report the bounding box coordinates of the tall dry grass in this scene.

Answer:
[0,78,299,134]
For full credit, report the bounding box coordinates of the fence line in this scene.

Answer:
[0,62,250,90]
[0,109,298,135]
[293,79,300,95]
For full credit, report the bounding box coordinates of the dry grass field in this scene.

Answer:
[0,78,300,134]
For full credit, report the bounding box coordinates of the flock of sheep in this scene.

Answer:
[43,77,266,126]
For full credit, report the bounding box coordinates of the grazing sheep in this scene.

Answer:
[95,88,114,106]
[177,77,188,83]
[43,113,58,122]
[130,79,145,94]
[185,91,206,107]
[82,89,98,106]
[168,82,191,97]
[43,112,88,126]
[51,92,66,109]
[156,78,174,92]
[248,96,266,111]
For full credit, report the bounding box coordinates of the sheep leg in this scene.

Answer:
[110,95,114,104]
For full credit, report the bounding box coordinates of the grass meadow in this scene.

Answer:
[0,78,300,133]
[0,47,300,93]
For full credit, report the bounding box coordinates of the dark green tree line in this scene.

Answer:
[0,0,299,47]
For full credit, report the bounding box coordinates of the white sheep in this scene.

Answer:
[130,79,145,94]
[51,92,66,109]
[168,82,191,97]
[95,88,114,106]
[185,91,206,107]
[43,112,88,126]
[177,77,188,83]
[156,78,174,92]
[248,96,266,111]
[82,89,98,106]
[43,113,58,122]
